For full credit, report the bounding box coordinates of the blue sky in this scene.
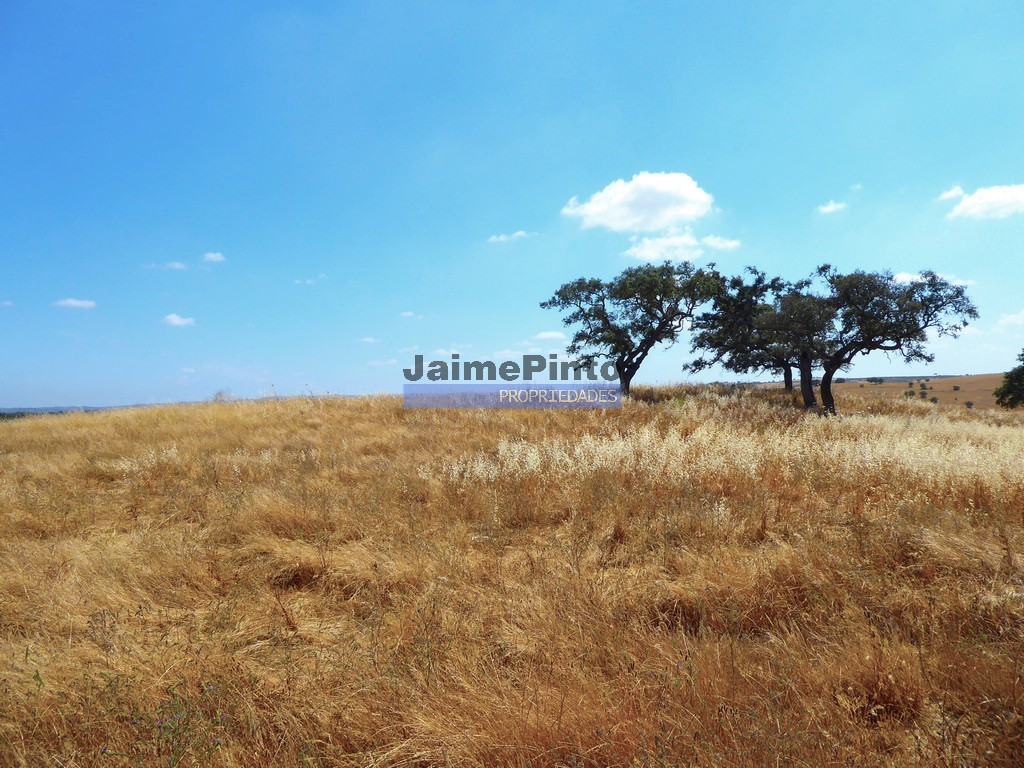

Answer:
[3,2,1024,406]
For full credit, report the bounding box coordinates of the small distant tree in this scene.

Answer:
[994,350,1024,409]
[541,261,721,397]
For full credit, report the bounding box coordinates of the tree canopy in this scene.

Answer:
[540,261,721,396]
[813,267,979,413]
[994,350,1024,409]
[682,265,978,412]
[687,268,799,391]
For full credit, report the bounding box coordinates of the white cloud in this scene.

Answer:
[850,183,863,191]
[893,272,975,287]
[996,309,1024,328]
[700,234,741,250]
[399,310,424,319]
[937,185,965,201]
[54,298,96,309]
[366,358,398,367]
[181,367,196,374]
[164,313,195,327]
[1,300,13,308]
[165,261,187,270]
[203,251,226,262]
[399,345,419,353]
[358,337,381,344]
[562,171,714,232]
[947,184,1024,219]
[294,278,315,285]
[535,331,566,340]
[436,344,471,355]
[488,230,536,243]
[817,200,847,214]
[623,232,704,261]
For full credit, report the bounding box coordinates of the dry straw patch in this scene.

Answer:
[0,388,1022,766]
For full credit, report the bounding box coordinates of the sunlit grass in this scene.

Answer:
[0,389,1022,765]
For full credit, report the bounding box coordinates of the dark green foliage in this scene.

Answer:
[814,267,978,413]
[541,261,720,396]
[994,350,1024,409]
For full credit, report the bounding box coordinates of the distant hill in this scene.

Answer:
[0,406,109,420]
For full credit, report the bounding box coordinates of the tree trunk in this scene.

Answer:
[798,350,817,410]
[615,359,634,398]
[782,365,794,392]
[820,366,837,415]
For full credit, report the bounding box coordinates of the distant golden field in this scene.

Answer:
[832,373,1005,411]
[1,388,1022,766]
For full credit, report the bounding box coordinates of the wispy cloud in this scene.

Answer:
[487,230,536,243]
[893,272,976,287]
[945,184,1024,219]
[165,261,187,270]
[624,232,703,261]
[399,310,424,319]
[366,358,398,367]
[700,234,741,251]
[164,313,195,327]
[181,367,196,374]
[203,251,226,263]
[534,331,566,340]
[937,185,965,201]
[563,171,714,232]
[436,344,471,355]
[1,300,14,308]
[996,309,1024,328]
[622,231,739,261]
[54,298,96,309]
[817,200,847,214]
[398,345,419,353]
[294,278,315,285]
[358,336,381,344]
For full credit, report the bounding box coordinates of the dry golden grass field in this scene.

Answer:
[1,386,1023,766]
[832,373,1004,412]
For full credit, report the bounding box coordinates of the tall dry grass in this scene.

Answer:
[0,388,1022,766]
